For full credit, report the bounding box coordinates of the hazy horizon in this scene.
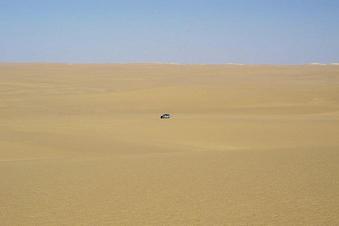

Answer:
[1,61,339,66]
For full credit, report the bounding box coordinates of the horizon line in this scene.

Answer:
[1,61,339,66]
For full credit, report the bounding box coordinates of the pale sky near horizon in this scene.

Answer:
[1,0,339,64]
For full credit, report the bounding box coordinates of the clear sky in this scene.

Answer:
[1,0,339,64]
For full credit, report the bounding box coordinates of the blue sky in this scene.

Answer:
[1,0,339,64]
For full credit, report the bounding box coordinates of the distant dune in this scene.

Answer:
[308,62,327,65]
[308,62,339,66]
[1,64,339,225]
[224,63,245,65]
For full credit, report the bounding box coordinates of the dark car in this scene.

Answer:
[160,113,171,119]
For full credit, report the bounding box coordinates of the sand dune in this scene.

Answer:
[1,64,339,225]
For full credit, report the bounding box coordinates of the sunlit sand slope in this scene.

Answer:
[1,64,339,225]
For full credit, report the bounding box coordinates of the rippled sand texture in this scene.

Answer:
[1,64,339,225]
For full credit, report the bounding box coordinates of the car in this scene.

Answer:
[160,113,171,119]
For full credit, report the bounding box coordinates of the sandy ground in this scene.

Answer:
[0,64,339,225]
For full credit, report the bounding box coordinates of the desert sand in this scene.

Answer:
[1,64,339,225]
